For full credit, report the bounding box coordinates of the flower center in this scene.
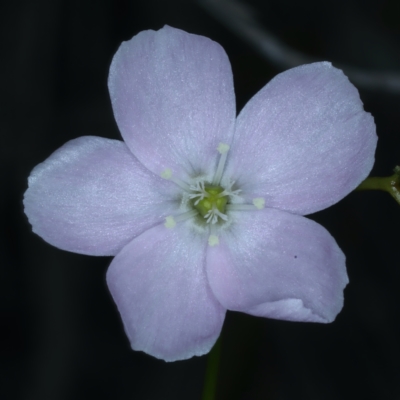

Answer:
[193,185,227,218]
[160,142,265,246]
[188,180,231,224]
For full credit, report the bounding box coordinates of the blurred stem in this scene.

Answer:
[355,166,400,205]
[201,337,221,400]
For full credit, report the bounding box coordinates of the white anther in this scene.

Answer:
[217,143,230,154]
[253,198,265,209]
[164,216,176,229]
[161,168,172,179]
[208,235,219,246]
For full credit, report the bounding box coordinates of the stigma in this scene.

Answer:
[190,184,228,223]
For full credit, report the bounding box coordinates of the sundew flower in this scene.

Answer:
[24,26,377,362]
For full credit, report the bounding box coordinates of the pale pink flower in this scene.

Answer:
[24,26,377,361]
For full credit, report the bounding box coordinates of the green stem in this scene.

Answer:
[356,176,393,191]
[355,166,400,205]
[201,338,221,400]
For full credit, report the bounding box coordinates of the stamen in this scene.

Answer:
[164,210,199,229]
[226,198,265,212]
[160,168,191,192]
[212,142,230,185]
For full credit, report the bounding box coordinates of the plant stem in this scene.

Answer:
[356,176,393,191]
[201,338,221,400]
[355,166,400,205]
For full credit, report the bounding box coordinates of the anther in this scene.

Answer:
[252,198,265,209]
[217,143,230,154]
[208,234,219,246]
[164,216,176,229]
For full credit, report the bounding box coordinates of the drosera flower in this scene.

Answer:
[23,26,377,362]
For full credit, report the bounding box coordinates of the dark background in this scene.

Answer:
[3,0,400,399]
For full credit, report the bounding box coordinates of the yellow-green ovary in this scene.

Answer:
[193,186,228,217]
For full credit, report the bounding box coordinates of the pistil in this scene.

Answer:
[192,185,228,221]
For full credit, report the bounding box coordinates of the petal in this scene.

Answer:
[106,223,226,362]
[207,208,348,323]
[225,62,377,215]
[24,136,178,256]
[108,25,236,180]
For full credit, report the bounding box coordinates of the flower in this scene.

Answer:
[24,26,377,362]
